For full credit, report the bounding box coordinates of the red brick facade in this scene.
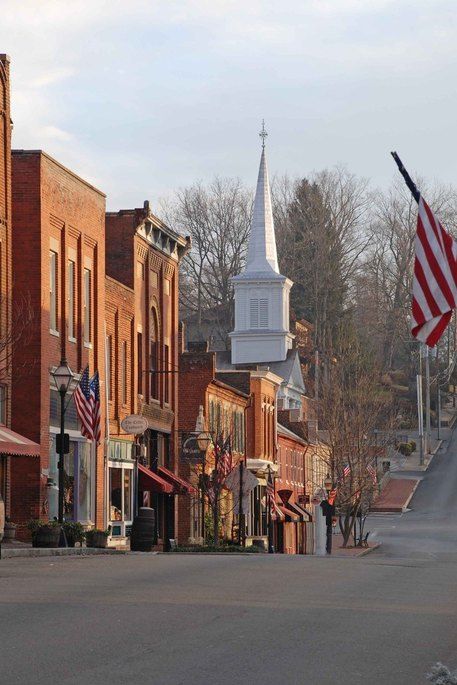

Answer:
[0,55,12,515]
[105,203,190,546]
[178,350,248,543]
[11,150,106,533]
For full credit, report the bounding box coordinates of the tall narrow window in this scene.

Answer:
[137,332,143,395]
[68,260,75,340]
[150,310,159,400]
[0,385,6,425]
[50,251,58,332]
[84,268,91,344]
[106,335,112,402]
[122,341,127,405]
[164,344,169,404]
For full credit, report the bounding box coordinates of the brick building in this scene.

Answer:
[178,347,248,544]
[11,150,106,533]
[0,56,42,521]
[105,202,192,548]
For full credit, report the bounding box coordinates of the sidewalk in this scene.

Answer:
[0,540,127,559]
[330,533,380,557]
[370,477,420,513]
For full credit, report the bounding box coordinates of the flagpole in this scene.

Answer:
[390,152,420,203]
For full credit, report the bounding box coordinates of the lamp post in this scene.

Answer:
[51,359,74,524]
[195,406,213,542]
[266,463,273,554]
[323,473,334,555]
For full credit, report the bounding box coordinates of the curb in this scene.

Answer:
[356,542,381,557]
[1,547,127,559]
[402,478,421,511]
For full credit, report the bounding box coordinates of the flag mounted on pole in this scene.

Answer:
[74,366,102,444]
[391,152,457,347]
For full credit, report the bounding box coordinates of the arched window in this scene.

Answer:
[150,308,159,400]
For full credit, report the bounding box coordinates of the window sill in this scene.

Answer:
[50,329,60,337]
[68,336,77,344]
[84,342,93,349]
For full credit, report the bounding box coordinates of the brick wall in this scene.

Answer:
[11,150,106,530]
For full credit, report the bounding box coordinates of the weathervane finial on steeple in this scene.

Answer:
[259,119,268,149]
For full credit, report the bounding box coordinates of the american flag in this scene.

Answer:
[90,371,101,444]
[411,196,457,347]
[74,367,101,443]
[367,463,377,485]
[216,436,232,482]
[343,463,351,480]
[266,470,283,520]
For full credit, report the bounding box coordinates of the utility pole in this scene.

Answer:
[424,344,431,455]
[417,373,424,466]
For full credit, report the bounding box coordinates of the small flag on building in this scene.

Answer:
[343,463,351,480]
[367,463,377,485]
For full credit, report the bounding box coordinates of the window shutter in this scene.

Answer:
[249,298,259,328]
[259,299,268,328]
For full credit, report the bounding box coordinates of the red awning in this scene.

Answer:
[278,504,300,522]
[158,465,196,495]
[138,463,173,494]
[0,426,40,456]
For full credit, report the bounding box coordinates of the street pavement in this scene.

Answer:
[2,433,457,685]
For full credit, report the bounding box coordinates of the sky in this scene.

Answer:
[1,0,457,211]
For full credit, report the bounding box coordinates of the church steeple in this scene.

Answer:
[230,125,294,365]
[244,130,280,275]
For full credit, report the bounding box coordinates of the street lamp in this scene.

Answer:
[51,359,74,524]
[194,406,213,542]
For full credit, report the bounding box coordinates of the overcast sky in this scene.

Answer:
[1,0,456,210]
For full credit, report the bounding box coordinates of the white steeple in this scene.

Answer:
[245,138,279,275]
[230,124,294,365]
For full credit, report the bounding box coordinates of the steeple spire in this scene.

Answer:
[244,123,279,275]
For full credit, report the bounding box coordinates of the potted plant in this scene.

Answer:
[3,517,16,542]
[62,521,85,548]
[28,519,62,548]
[85,526,110,549]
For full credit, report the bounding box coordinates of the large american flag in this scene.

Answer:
[411,196,457,347]
[74,367,101,444]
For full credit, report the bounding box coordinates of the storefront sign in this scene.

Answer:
[121,415,149,435]
[181,433,205,463]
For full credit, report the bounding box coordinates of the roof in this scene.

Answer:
[277,422,308,447]
[238,146,280,276]
[277,410,308,442]
[269,349,306,395]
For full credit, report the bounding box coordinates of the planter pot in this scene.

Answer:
[32,525,61,548]
[86,532,108,548]
[3,522,17,541]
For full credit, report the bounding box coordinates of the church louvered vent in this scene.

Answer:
[250,298,268,328]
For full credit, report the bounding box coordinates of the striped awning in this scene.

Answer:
[0,426,40,457]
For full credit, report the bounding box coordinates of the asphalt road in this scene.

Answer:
[2,434,457,685]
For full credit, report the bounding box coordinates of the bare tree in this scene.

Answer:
[161,178,252,347]
[319,329,396,547]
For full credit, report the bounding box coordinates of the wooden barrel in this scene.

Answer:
[130,507,156,551]
[32,525,61,548]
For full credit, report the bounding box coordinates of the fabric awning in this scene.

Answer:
[278,504,300,522]
[0,427,40,456]
[138,463,173,494]
[288,500,313,522]
[158,465,196,495]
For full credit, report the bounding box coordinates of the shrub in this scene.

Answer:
[427,662,457,684]
[397,442,413,456]
[27,519,61,534]
[409,440,417,452]
[62,521,85,545]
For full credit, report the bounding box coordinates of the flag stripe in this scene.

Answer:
[411,197,457,346]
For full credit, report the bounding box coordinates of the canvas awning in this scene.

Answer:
[278,504,300,522]
[288,500,313,522]
[138,463,173,494]
[0,427,40,457]
[158,465,196,495]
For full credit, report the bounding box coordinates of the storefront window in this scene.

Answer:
[124,470,132,521]
[49,436,93,523]
[110,467,122,521]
